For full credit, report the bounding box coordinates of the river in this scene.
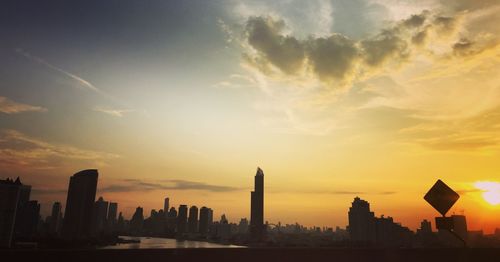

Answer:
[100,236,244,249]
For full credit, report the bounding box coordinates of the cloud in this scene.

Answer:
[0,129,119,169]
[101,179,241,193]
[93,106,134,117]
[307,34,359,83]
[360,30,409,67]
[0,96,47,114]
[31,188,67,195]
[440,0,499,12]
[270,187,397,195]
[213,74,258,89]
[245,16,305,74]
[15,48,102,94]
[398,106,500,151]
[330,0,390,39]
[242,9,472,89]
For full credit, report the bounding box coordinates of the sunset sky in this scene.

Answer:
[1,0,499,233]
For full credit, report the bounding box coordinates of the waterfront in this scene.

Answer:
[100,236,244,249]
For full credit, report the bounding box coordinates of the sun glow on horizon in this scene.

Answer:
[474,181,500,206]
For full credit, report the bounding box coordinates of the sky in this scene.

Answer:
[1,0,499,233]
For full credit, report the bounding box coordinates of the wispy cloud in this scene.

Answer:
[241,10,467,88]
[93,106,135,117]
[31,188,67,195]
[398,106,500,151]
[15,48,143,118]
[269,188,397,195]
[0,96,47,114]
[0,129,119,169]
[228,1,500,139]
[15,48,103,94]
[101,179,241,193]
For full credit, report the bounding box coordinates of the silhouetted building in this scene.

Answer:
[188,206,199,234]
[9,177,34,239]
[130,207,144,235]
[348,197,414,247]
[238,218,249,234]
[61,169,98,239]
[208,208,213,225]
[217,214,231,239]
[116,212,125,232]
[452,215,467,241]
[49,202,62,235]
[166,207,177,233]
[374,215,413,247]
[13,177,31,208]
[0,178,30,247]
[437,214,468,247]
[164,198,169,216]
[250,167,265,241]
[144,209,166,235]
[92,197,109,235]
[15,200,40,238]
[177,205,188,235]
[199,206,210,236]
[348,197,377,244]
[107,202,117,230]
[419,219,432,234]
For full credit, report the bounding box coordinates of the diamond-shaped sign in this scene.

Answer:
[424,179,460,216]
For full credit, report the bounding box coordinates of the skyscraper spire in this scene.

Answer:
[250,167,265,241]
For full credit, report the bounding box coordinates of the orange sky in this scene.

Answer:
[1,0,499,233]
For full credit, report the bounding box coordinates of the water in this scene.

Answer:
[100,236,244,249]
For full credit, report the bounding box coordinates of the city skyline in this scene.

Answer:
[2,167,500,250]
[0,167,496,236]
[1,0,500,235]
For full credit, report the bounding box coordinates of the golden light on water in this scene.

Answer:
[474,181,500,206]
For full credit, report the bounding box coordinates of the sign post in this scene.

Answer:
[424,179,466,247]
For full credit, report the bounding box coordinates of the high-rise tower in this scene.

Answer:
[49,202,62,234]
[164,197,170,214]
[177,205,188,235]
[199,206,210,236]
[348,197,376,243]
[62,169,98,239]
[188,205,199,234]
[250,167,265,241]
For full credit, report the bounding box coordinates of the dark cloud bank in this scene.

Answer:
[100,179,241,193]
[243,10,479,87]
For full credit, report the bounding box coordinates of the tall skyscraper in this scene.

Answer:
[188,205,199,234]
[177,205,188,235]
[0,178,30,247]
[11,177,32,239]
[348,197,376,243]
[207,208,213,225]
[62,169,98,239]
[238,218,249,234]
[167,207,178,233]
[419,219,432,234]
[49,202,62,234]
[130,207,144,234]
[107,202,118,227]
[218,214,231,239]
[13,177,31,208]
[199,206,210,236]
[250,167,265,241]
[116,212,125,232]
[15,200,40,238]
[164,197,169,215]
[92,196,109,235]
